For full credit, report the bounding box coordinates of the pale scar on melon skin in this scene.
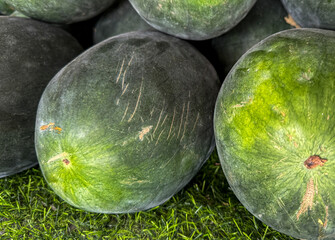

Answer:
[297,177,315,220]
[40,122,62,134]
[318,205,329,229]
[128,79,143,123]
[232,97,253,108]
[47,152,70,164]
[139,126,153,141]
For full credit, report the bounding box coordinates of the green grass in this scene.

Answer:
[0,150,295,239]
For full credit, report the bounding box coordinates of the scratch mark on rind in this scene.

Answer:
[167,107,176,140]
[161,114,168,127]
[297,177,315,220]
[121,83,129,96]
[232,104,245,108]
[177,103,185,138]
[324,206,329,229]
[191,112,200,133]
[121,102,129,122]
[128,80,143,122]
[168,133,176,144]
[122,54,134,90]
[150,108,155,120]
[181,101,190,141]
[47,152,69,163]
[160,149,179,168]
[116,59,125,83]
[139,126,153,141]
[153,107,164,137]
[155,129,165,146]
[120,179,150,185]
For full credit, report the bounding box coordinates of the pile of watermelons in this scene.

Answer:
[1,0,335,239]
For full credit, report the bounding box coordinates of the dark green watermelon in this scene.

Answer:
[281,0,335,29]
[94,0,154,44]
[214,28,335,239]
[0,16,82,178]
[128,0,257,40]
[35,31,220,213]
[211,0,293,78]
[4,0,117,24]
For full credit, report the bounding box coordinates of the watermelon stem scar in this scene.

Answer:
[304,155,327,169]
[62,159,70,165]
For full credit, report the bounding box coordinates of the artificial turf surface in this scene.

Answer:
[0,150,295,239]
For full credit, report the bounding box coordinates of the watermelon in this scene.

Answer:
[35,31,220,213]
[211,0,293,78]
[4,0,117,24]
[214,28,335,239]
[128,0,257,40]
[94,0,154,44]
[281,0,335,29]
[0,1,13,15]
[0,16,82,178]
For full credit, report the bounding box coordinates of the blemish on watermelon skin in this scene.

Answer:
[47,152,69,164]
[304,155,327,169]
[40,122,62,134]
[296,177,315,220]
[62,159,70,165]
[138,126,153,141]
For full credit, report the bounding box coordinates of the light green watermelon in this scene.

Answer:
[215,28,335,239]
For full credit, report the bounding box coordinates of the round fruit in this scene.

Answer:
[128,0,257,40]
[35,31,220,213]
[0,16,82,178]
[94,0,154,44]
[4,0,116,24]
[211,0,293,78]
[214,28,335,239]
[281,0,335,29]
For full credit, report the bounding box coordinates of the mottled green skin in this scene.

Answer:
[211,0,293,78]
[35,31,220,213]
[281,0,335,29]
[0,16,82,178]
[0,1,13,15]
[129,0,257,40]
[94,0,154,44]
[4,0,116,24]
[214,28,335,239]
